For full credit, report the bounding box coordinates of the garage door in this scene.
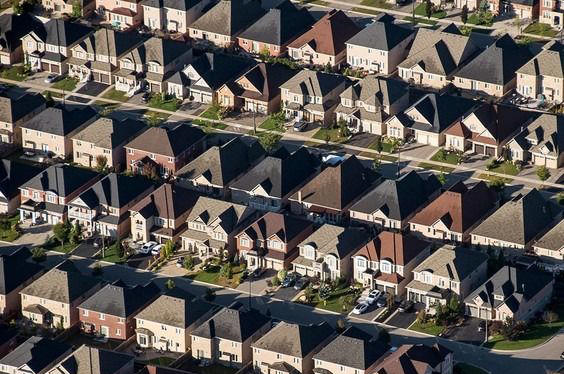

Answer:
[99,74,110,84]
[417,132,428,144]
[41,62,50,71]
[150,82,160,92]
[202,93,212,104]
[485,146,496,157]
[474,144,484,154]
[52,64,60,74]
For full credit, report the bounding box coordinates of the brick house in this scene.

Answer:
[0,159,42,215]
[0,91,46,145]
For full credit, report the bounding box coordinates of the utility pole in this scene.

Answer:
[248,273,252,309]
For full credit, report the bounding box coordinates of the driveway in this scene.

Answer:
[178,101,207,116]
[443,317,485,345]
[351,303,386,321]
[273,285,301,301]
[127,253,153,270]
[11,222,52,247]
[72,239,100,258]
[236,269,276,294]
[385,309,417,329]
[75,81,109,96]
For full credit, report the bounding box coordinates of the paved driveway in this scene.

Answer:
[127,253,153,270]
[72,240,100,258]
[75,81,109,96]
[236,269,276,294]
[351,303,386,321]
[11,223,52,247]
[443,317,485,345]
[385,309,417,329]
[273,285,301,301]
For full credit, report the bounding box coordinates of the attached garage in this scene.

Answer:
[51,64,60,74]
[41,62,50,71]
[99,73,110,84]
[485,146,496,157]
[92,72,100,82]
[474,144,484,154]
[149,82,161,93]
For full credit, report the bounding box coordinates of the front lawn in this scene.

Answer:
[359,0,392,9]
[454,363,488,374]
[478,174,513,184]
[193,106,228,130]
[94,100,121,116]
[102,88,129,102]
[51,76,78,92]
[523,22,558,37]
[0,214,21,242]
[186,262,246,288]
[148,94,181,112]
[0,65,31,81]
[403,16,438,25]
[43,237,77,254]
[485,160,520,176]
[409,320,445,336]
[430,149,461,165]
[98,242,125,264]
[259,117,285,132]
[299,282,360,314]
[312,127,348,143]
[144,110,170,126]
[414,3,447,18]
[351,6,380,14]
[484,305,564,350]
[417,162,455,173]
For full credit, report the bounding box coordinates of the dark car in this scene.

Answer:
[398,300,414,312]
[251,268,266,279]
[141,92,151,103]
[376,297,387,308]
[561,351,564,359]
[478,320,486,332]
[240,269,249,281]
[293,277,309,290]
[281,274,297,288]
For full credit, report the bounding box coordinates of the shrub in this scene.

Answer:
[271,276,280,287]
[31,247,46,262]
[536,166,551,181]
[92,264,103,276]
[183,255,194,270]
[277,269,287,282]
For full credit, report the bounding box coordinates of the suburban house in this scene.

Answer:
[135,289,216,353]
[0,246,43,318]
[335,76,409,135]
[452,34,533,97]
[187,0,265,47]
[385,93,478,146]
[280,69,347,126]
[406,245,488,310]
[124,123,206,177]
[349,170,441,230]
[18,164,101,225]
[21,19,93,75]
[129,183,200,243]
[540,0,564,30]
[95,0,145,30]
[289,155,378,224]
[191,303,271,368]
[516,40,564,103]
[68,173,155,238]
[351,231,431,296]
[252,321,335,374]
[229,147,320,212]
[313,327,388,374]
[533,219,563,261]
[465,266,554,322]
[166,52,254,101]
[48,345,135,374]
[345,14,414,75]
[180,196,255,258]
[78,280,160,340]
[287,9,361,68]
[72,117,147,172]
[41,0,95,16]
[141,0,212,34]
[175,137,265,199]
[0,159,43,214]
[20,260,101,329]
[409,181,499,243]
[20,105,98,159]
[493,0,539,19]
[0,90,46,145]
[397,25,486,89]
[0,13,44,65]
[115,37,193,96]
[471,189,560,251]
[444,103,536,158]
[371,343,453,374]
[292,224,370,281]
[217,62,298,114]
[68,28,147,84]
[506,113,564,169]
[0,337,71,374]
[237,1,314,57]
[235,211,314,271]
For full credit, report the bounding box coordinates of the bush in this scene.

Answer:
[536,166,551,181]
[183,255,194,270]
[271,276,280,287]
[500,317,527,341]
[220,263,233,279]
[277,269,287,282]
[92,263,103,276]
[557,192,564,205]
[31,247,46,262]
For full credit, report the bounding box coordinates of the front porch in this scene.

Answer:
[115,69,144,96]
[406,280,450,312]
[19,201,65,225]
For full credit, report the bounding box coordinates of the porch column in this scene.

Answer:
[19,209,25,222]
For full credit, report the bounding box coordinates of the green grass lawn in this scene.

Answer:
[94,100,121,116]
[98,243,125,264]
[359,0,392,9]
[187,263,246,288]
[417,162,455,173]
[0,65,31,81]
[523,22,558,37]
[193,106,228,130]
[259,117,285,132]
[312,127,348,143]
[403,16,438,25]
[414,3,447,18]
[478,174,513,184]
[310,284,359,314]
[43,237,77,254]
[148,94,181,112]
[51,76,78,92]
[351,7,380,14]
[430,149,460,165]
[484,305,564,350]
[409,320,445,336]
[0,214,21,242]
[454,363,488,374]
[486,160,520,176]
[144,110,170,126]
[102,87,129,102]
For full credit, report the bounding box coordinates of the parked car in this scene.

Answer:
[398,300,414,313]
[478,320,486,332]
[23,150,35,157]
[138,241,157,254]
[365,289,383,305]
[293,121,308,132]
[376,297,387,308]
[176,257,185,268]
[44,74,58,84]
[151,244,163,256]
[294,277,309,290]
[92,237,103,248]
[141,92,151,103]
[281,273,298,288]
[352,302,369,315]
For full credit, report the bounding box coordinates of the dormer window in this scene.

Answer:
[356,257,366,268]
[380,261,391,274]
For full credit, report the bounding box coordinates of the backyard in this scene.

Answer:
[0,214,20,242]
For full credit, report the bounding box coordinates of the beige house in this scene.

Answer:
[291,224,370,281]
[21,106,97,159]
[20,261,101,329]
[130,183,199,244]
[345,14,413,75]
[281,70,346,126]
[465,266,554,322]
[406,245,488,310]
[48,345,135,374]
[141,0,211,33]
[135,290,215,353]
[516,40,564,103]
[191,305,271,368]
[533,219,564,261]
[252,321,335,374]
[335,76,408,135]
[0,91,46,146]
[41,0,95,17]
[180,196,254,258]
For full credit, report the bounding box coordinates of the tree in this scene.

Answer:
[161,240,175,259]
[500,317,527,341]
[12,0,23,14]
[461,4,469,24]
[416,309,427,324]
[303,283,314,303]
[258,132,282,154]
[437,170,447,185]
[165,278,175,289]
[487,176,506,192]
[375,137,384,155]
[69,221,81,245]
[338,119,350,138]
[372,157,381,171]
[436,148,447,162]
[44,91,54,107]
[537,166,551,181]
[183,255,194,270]
[557,191,564,205]
[318,284,331,306]
[324,62,332,73]
[425,0,434,19]
[31,247,46,262]
[92,263,103,276]
[53,221,71,251]
[95,155,108,173]
[220,263,233,279]
[389,138,402,154]
[71,0,82,17]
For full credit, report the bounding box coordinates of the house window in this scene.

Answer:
[128,149,134,154]
[116,328,121,336]
[240,237,250,247]
[150,153,156,160]
[99,313,105,320]
[83,310,89,316]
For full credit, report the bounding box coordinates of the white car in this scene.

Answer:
[138,241,157,254]
[151,244,164,256]
[44,74,58,84]
[365,289,383,305]
[352,302,369,315]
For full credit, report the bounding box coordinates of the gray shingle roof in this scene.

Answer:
[77,28,147,58]
[140,0,205,11]
[189,0,265,36]
[0,246,43,295]
[252,321,334,357]
[518,40,564,78]
[0,91,45,124]
[21,105,97,136]
[0,337,70,373]
[299,224,370,258]
[79,281,160,317]
[534,219,564,252]
[122,37,190,68]
[280,69,346,96]
[471,189,559,246]
[51,345,134,374]
[346,16,413,51]
[185,196,251,234]
[0,159,42,201]
[21,164,99,197]
[339,75,407,108]
[72,117,146,149]
[511,114,564,159]
[40,19,93,47]
[0,13,43,52]
[413,245,488,281]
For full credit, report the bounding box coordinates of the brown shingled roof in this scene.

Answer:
[353,231,429,266]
